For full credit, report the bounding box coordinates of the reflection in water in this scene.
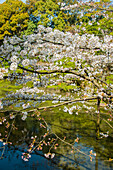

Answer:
[0,107,113,170]
[0,79,113,169]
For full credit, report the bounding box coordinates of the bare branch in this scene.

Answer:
[37,97,98,110]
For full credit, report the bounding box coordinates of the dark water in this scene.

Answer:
[0,108,113,170]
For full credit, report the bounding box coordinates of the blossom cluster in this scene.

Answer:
[0,25,112,71]
[60,3,78,10]
[0,68,8,79]
[63,105,79,115]
[0,25,112,99]
[0,25,112,122]
[21,111,28,121]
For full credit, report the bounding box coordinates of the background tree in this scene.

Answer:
[0,0,29,41]
[65,0,113,35]
[26,0,79,31]
[0,0,112,39]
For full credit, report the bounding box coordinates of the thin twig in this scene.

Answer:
[102,118,113,129]
[42,118,91,158]
[0,116,16,159]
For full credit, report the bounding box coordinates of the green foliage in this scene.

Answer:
[55,57,76,69]
[0,79,23,96]
[75,1,113,35]
[25,81,33,87]
[106,74,113,84]
[47,82,77,92]
[0,0,112,38]
[21,21,37,35]
[0,0,29,40]
[32,0,66,30]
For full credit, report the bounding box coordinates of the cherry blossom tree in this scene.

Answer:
[0,24,113,163]
[0,0,113,166]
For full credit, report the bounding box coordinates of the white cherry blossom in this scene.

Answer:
[10,62,18,70]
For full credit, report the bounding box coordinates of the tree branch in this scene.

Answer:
[18,66,100,88]
[37,97,98,110]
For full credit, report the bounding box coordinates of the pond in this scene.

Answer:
[0,79,113,170]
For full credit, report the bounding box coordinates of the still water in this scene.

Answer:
[0,80,113,170]
[0,108,113,170]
